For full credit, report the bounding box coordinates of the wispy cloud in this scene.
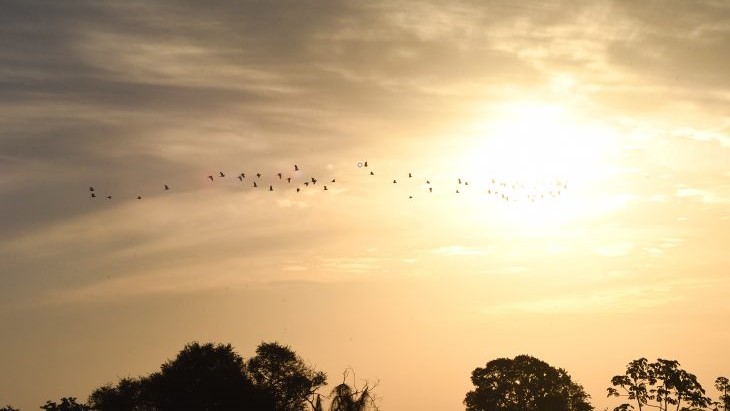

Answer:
[431,245,487,256]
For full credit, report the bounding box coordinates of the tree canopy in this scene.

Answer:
[464,354,593,411]
[246,341,327,411]
[607,357,712,411]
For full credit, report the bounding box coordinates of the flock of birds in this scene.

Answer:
[87,162,568,203]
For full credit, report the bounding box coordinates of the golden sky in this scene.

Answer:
[1,1,729,409]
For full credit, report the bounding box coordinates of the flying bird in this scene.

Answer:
[137,196,142,199]
[89,187,94,192]
[370,171,374,175]
[106,195,112,199]
[277,173,282,179]
[208,175,214,181]
[294,165,299,171]
[287,177,291,183]
[164,184,169,190]
[331,179,336,183]
[219,171,225,177]
[323,186,328,191]
[408,173,412,178]
[253,182,258,188]
[393,180,397,184]
[304,182,309,187]
[269,185,273,191]
[90,193,96,198]
[458,178,462,184]
[238,176,243,181]
[429,187,432,193]
[296,188,300,192]
[256,173,262,178]
[240,173,245,178]
[364,161,368,167]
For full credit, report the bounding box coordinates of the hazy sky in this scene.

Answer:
[1,1,729,409]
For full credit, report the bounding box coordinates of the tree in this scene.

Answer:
[246,342,327,411]
[88,342,275,411]
[464,354,593,411]
[40,397,90,411]
[716,377,730,411]
[0,406,20,411]
[145,342,274,411]
[328,370,378,411]
[607,358,711,411]
[88,377,151,411]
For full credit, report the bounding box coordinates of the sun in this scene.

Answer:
[460,101,615,230]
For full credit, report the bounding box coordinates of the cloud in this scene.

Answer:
[592,242,634,257]
[431,245,486,256]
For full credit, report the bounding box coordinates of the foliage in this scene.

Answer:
[40,397,90,411]
[89,342,276,411]
[328,370,379,411]
[716,377,730,411]
[0,406,20,411]
[607,358,711,411]
[246,341,327,411]
[464,354,593,411]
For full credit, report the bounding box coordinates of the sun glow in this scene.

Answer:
[461,101,617,229]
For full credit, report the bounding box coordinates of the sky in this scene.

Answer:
[1,0,729,409]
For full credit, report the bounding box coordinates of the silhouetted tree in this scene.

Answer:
[88,342,275,411]
[327,371,378,411]
[0,406,19,411]
[40,397,90,411]
[246,342,327,411]
[607,358,711,411]
[145,342,274,411]
[716,377,730,411]
[88,377,151,411]
[464,354,593,411]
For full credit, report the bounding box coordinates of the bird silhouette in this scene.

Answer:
[240,173,245,178]
[429,187,433,193]
[164,184,169,190]
[238,176,243,181]
[90,193,96,198]
[456,190,460,194]
[106,195,112,199]
[393,179,397,184]
[269,185,273,191]
[208,175,214,182]
[458,178,462,184]
[370,171,374,175]
[331,179,336,183]
[408,173,412,178]
[323,186,328,191]
[294,165,299,171]
[364,161,368,167]
[256,173,262,178]
[219,171,225,177]
[137,196,142,199]
[287,177,291,183]
[304,182,309,186]
[89,187,95,192]
[409,195,413,199]
[296,188,300,192]
[426,180,430,184]
[277,173,282,179]
[253,182,258,188]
